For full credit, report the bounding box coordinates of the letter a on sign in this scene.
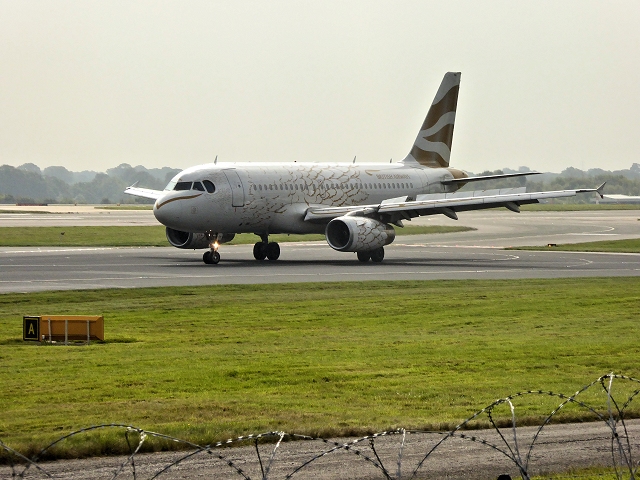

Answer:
[23,316,40,341]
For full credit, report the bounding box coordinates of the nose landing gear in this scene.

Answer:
[203,231,221,265]
[203,249,220,265]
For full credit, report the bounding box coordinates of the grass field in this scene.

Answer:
[1,278,639,460]
[510,238,640,253]
[0,225,474,247]
[95,205,154,210]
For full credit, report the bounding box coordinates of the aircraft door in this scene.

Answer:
[222,169,245,207]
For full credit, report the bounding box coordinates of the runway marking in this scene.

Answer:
[0,264,619,283]
[0,247,118,254]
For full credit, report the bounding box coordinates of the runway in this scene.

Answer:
[1,208,639,293]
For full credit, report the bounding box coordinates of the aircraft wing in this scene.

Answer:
[304,184,605,222]
[124,184,164,200]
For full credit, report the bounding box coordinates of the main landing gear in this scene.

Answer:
[357,247,384,263]
[253,234,280,261]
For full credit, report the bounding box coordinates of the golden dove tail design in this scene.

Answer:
[402,72,460,168]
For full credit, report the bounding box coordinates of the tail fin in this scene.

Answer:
[402,72,460,168]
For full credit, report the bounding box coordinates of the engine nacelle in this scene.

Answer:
[165,228,210,249]
[215,233,236,244]
[325,216,395,252]
[165,229,236,250]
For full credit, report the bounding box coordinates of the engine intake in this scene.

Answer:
[325,217,395,252]
[165,228,210,249]
[165,229,236,250]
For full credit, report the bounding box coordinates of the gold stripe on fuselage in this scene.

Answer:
[156,193,203,210]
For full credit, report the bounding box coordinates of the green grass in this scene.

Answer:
[95,205,154,210]
[532,467,621,479]
[521,203,640,211]
[0,209,53,214]
[0,225,474,247]
[0,226,170,247]
[510,238,640,253]
[1,278,640,461]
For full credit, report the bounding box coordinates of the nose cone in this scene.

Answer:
[153,193,183,229]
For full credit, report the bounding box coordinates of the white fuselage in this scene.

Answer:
[153,162,457,235]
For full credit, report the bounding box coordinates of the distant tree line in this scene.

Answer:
[460,164,640,203]
[1,162,639,204]
[0,163,180,204]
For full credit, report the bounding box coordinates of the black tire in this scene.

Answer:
[203,251,213,264]
[357,251,371,262]
[211,251,220,264]
[253,242,267,261]
[370,247,384,263]
[266,242,280,261]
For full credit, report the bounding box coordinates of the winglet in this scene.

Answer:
[596,182,606,198]
[129,181,139,188]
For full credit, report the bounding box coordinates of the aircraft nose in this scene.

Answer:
[153,194,183,228]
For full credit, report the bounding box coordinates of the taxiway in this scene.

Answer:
[1,208,639,293]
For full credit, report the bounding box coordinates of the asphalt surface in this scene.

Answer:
[1,208,639,293]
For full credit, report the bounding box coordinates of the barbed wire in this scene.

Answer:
[2,373,639,479]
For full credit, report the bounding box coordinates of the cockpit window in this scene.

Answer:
[164,180,177,191]
[193,182,205,191]
[203,180,216,193]
[174,182,192,191]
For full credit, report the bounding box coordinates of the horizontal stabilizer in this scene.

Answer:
[441,171,541,185]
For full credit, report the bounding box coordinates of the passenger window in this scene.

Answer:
[193,182,205,191]
[174,182,192,191]
[203,180,215,193]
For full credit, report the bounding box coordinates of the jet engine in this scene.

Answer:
[325,216,395,252]
[165,228,235,249]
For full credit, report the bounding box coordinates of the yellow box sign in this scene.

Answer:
[23,315,104,342]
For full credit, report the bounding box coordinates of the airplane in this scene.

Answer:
[125,72,605,265]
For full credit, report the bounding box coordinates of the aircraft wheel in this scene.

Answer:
[370,247,384,263]
[266,242,280,261]
[211,251,221,264]
[357,251,371,262]
[203,251,213,264]
[253,242,267,261]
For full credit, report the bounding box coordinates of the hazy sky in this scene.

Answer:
[1,1,638,174]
